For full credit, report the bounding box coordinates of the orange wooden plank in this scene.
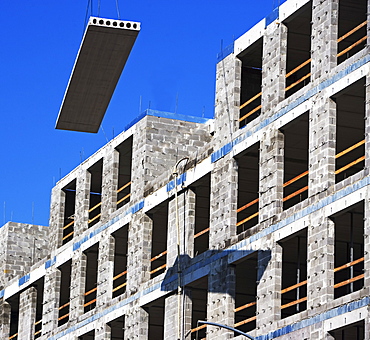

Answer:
[194,227,210,239]
[239,105,262,122]
[283,171,309,188]
[335,156,365,175]
[334,274,364,289]
[236,212,259,227]
[334,257,364,273]
[237,198,259,213]
[335,140,365,159]
[234,301,256,313]
[281,280,307,294]
[283,186,308,202]
[234,315,257,328]
[117,181,131,193]
[281,296,307,310]
[240,92,262,110]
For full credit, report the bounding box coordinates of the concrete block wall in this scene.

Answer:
[1,0,370,339]
[0,222,49,289]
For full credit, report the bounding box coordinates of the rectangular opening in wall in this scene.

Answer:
[188,276,208,340]
[329,320,364,339]
[145,296,165,340]
[190,174,210,256]
[331,201,364,299]
[333,77,365,183]
[7,293,19,340]
[280,111,309,210]
[279,229,307,319]
[112,224,129,298]
[116,136,133,209]
[62,179,76,244]
[148,201,168,279]
[238,37,263,129]
[234,253,257,334]
[78,330,95,340]
[108,315,125,339]
[88,159,103,227]
[84,243,99,313]
[236,142,260,234]
[32,278,44,339]
[337,0,367,64]
[58,260,71,326]
[284,1,312,98]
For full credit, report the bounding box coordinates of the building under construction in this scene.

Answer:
[1,0,370,338]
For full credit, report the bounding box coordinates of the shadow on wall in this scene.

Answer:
[160,248,271,293]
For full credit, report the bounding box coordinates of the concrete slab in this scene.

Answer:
[55,17,140,133]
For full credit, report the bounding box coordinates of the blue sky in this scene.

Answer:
[0,0,274,226]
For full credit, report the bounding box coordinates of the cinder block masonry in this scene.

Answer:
[1,0,370,339]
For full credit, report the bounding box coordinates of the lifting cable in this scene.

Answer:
[84,0,121,31]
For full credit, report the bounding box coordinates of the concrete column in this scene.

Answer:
[259,129,284,222]
[101,148,119,223]
[96,322,111,340]
[261,23,287,115]
[363,198,370,294]
[49,186,65,249]
[96,234,115,309]
[126,213,152,294]
[124,305,149,340]
[42,268,61,337]
[311,0,338,82]
[308,95,336,196]
[185,188,196,258]
[164,294,178,339]
[167,189,195,266]
[163,289,192,340]
[207,258,235,339]
[365,75,370,170]
[307,217,334,314]
[69,251,87,322]
[209,155,238,249]
[74,169,91,236]
[256,244,282,334]
[0,300,11,339]
[18,286,37,340]
[214,54,241,150]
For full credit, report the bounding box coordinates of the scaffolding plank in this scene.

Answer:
[55,17,140,133]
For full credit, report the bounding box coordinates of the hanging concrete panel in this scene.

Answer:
[55,17,140,133]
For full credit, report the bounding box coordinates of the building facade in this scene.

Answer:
[1,0,370,338]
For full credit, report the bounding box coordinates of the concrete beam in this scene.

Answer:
[55,16,140,133]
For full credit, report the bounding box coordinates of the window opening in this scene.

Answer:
[7,293,20,340]
[280,229,307,318]
[148,201,168,279]
[334,77,365,183]
[284,1,312,98]
[236,143,260,234]
[329,320,364,339]
[84,243,99,313]
[58,260,71,326]
[238,38,263,129]
[337,0,367,64]
[78,330,95,340]
[108,315,125,339]
[88,160,103,227]
[281,112,309,210]
[116,136,132,209]
[145,296,165,340]
[188,276,208,340]
[62,179,76,244]
[33,278,44,339]
[112,224,129,298]
[332,201,364,299]
[234,254,257,334]
[191,174,210,256]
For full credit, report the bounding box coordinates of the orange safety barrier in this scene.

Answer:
[334,257,364,289]
[238,21,367,124]
[194,227,210,239]
[233,301,257,328]
[280,280,307,310]
[150,250,167,275]
[8,333,18,340]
